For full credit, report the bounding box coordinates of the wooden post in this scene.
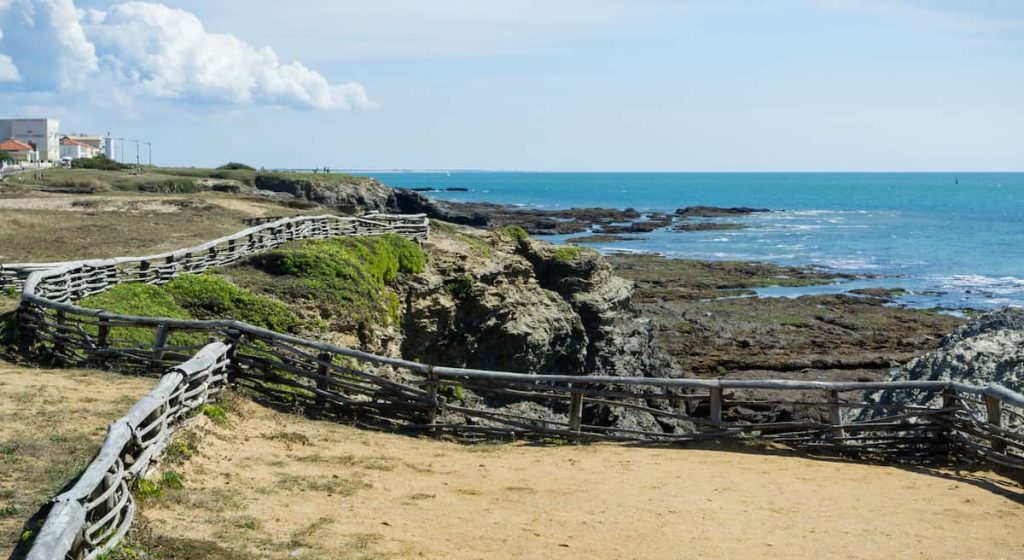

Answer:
[52,309,67,365]
[92,314,110,367]
[315,352,332,415]
[224,329,242,384]
[16,302,37,355]
[709,386,723,425]
[829,389,845,441]
[569,388,585,435]
[151,324,170,367]
[985,395,1007,454]
[425,366,439,433]
[938,387,959,458]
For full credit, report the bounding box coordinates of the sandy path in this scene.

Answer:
[139,397,1024,560]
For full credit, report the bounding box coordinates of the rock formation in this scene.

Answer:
[860,308,1024,428]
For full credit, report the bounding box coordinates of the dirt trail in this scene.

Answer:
[140,397,1024,560]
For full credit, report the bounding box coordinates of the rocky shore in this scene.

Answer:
[240,173,972,426]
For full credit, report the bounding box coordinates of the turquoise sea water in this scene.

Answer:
[365,172,1024,311]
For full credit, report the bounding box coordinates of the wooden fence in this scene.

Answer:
[25,342,230,560]
[12,211,1024,557]
[0,212,430,292]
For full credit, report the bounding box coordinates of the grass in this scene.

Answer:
[78,273,299,344]
[500,225,530,244]
[257,171,365,186]
[202,403,230,427]
[242,234,426,331]
[0,366,154,555]
[553,246,588,262]
[0,195,269,263]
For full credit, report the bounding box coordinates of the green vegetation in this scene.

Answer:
[247,234,426,330]
[136,470,185,501]
[500,225,530,244]
[458,233,492,257]
[552,245,589,262]
[216,162,256,171]
[257,171,363,185]
[443,274,474,298]
[166,274,298,332]
[71,154,125,171]
[201,403,230,427]
[79,274,299,343]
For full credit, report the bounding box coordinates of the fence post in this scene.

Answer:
[425,366,439,435]
[709,385,723,425]
[938,387,959,459]
[151,324,170,367]
[829,389,845,441]
[224,329,242,384]
[315,352,332,415]
[91,313,110,367]
[52,309,67,365]
[16,302,38,355]
[569,387,585,437]
[985,395,1007,454]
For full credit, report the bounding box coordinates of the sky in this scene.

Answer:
[0,0,1021,171]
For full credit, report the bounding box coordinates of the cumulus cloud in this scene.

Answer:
[0,0,370,110]
[0,53,18,81]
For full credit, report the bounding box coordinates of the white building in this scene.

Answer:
[60,137,101,160]
[0,118,60,162]
[104,136,117,160]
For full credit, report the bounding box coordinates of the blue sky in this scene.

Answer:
[0,0,1021,170]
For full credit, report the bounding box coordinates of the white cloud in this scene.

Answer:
[0,0,370,110]
[0,53,18,81]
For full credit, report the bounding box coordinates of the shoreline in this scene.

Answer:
[424,197,1009,313]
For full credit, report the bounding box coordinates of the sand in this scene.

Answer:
[138,397,1024,560]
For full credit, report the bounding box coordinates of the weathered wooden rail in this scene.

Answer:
[25,342,230,560]
[10,211,1024,558]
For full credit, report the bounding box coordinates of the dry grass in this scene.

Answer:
[130,397,1024,560]
[0,364,155,557]
[0,192,320,263]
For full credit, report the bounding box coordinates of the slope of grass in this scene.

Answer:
[244,234,426,330]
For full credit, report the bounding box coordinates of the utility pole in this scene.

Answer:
[143,141,153,166]
[132,139,140,166]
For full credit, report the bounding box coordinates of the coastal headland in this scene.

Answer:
[2,166,1018,558]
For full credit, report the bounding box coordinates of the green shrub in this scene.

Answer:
[166,274,298,332]
[136,478,163,500]
[201,403,229,427]
[160,471,184,490]
[71,154,124,171]
[78,283,202,346]
[251,234,425,329]
[501,225,530,244]
[552,246,585,262]
[216,162,255,171]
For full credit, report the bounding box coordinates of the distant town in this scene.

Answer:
[0,117,151,174]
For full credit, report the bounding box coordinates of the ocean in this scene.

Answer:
[364,172,1024,311]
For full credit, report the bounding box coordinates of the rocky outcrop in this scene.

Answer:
[253,173,488,225]
[860,308,1024,426]
[398,227,686,434]
[675,206,772,217]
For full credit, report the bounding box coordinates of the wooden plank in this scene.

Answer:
[985,395,1007,453]
[569,389,585,434]
[829,389,845,441]
[709,386,723,425]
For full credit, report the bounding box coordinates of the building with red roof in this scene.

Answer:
[0,138,39,163]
